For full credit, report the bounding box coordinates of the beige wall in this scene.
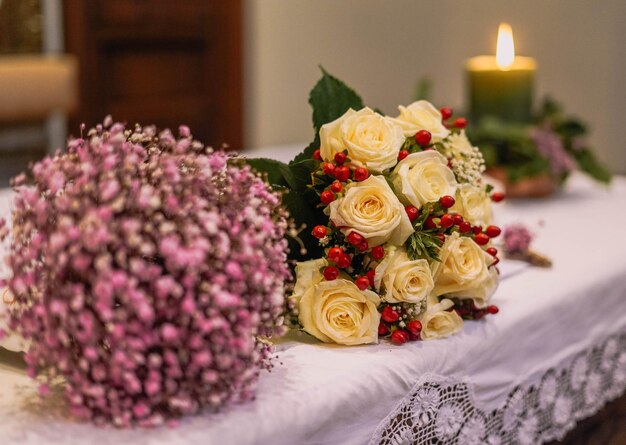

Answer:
[243,0,626,173]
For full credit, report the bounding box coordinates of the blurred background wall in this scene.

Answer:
[0,0,624,184]
[244,0,626,173]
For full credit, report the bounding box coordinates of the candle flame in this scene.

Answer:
[496,23,515,69]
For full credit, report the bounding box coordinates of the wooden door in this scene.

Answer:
[63,0,242,150]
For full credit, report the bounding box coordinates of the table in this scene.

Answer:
[0,165,625,445]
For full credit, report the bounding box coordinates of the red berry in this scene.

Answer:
[334,165,350,182]
[459,221,472,233]
[336,253,352,269]
[334,152,347,165]
[354,167,369,181]
[436,233,446,243]
[398,150,409,161]
[405,205,419,222]
[366,269,376,287]
[357,241,369,252]
[330,180,343,193]
[381,306,399,323]
[439,195,456,209]
[440,213,454,228]
[313,149,322,161]
[474,233,490,245]
[407,320,422,335]
[452,214,464,225]
[454,117,468,129]
[486,247,498,256]
[371,245,385,260]
[491,257,500,266]
[322,162,335,175]
[491,192,505,202]
[485,225,501,238]
[323,266,339,281]
[487,305,499,314]
[391,329,409,345]
[415,130,432,146]
[320,190,335,205]
[440,107,453,120]
[472,225,483,235]
[356,276,370,290]
[378,322,390,336]
[328,247,343,262]
[347,231,365,246]
[424,216,437,230]
[312,225,327,239]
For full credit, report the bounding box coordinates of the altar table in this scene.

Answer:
[0,155,625,444]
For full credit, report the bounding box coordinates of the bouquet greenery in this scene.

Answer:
[468,98,612,185]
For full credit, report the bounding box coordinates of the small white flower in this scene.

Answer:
[570,356,588,390]
[435,403,464,439]
[410,387,441,426]
[553,395,572,425]
[517,414,539,445]
[539,373,558,408]
[584,372,602,407]
[460,414,487,445]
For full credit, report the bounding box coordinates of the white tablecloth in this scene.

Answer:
[1,167,625,445]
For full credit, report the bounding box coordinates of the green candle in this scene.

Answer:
[466,23,537,124]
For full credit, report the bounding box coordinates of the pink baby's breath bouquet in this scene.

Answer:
[0,119,290,426]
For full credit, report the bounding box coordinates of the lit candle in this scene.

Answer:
[466,23,537,123]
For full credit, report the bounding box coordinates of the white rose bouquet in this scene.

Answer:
[248,69,504,346]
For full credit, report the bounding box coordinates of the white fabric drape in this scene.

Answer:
[0,171,625,445]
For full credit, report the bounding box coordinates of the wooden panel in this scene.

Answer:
[95,0,210,28]
[63,0,241,149]
[105,44,205,100]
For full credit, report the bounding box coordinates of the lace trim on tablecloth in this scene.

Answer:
[370,332,626,445]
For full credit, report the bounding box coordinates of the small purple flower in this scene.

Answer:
[531,125,577,176]
[503,224,534,254]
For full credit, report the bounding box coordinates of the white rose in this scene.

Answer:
[374,246,434,304]
[391,150,458,208]
[319,107,404,172]
[431,232,497,308]
[295,265,381,345]
[451,184,493,227]
[419,297,463,340]
[327,175,414,247]
[292,258,327,299]
[390,100,450,141]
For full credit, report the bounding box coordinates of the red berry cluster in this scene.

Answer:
[452,299,499,320]
[407,194,502,265]
[378,304,423,344]
[439,106,468,130]
[313,150,371,205]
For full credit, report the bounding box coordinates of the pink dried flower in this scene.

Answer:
[0,120,290,427]
[503,223,534,254]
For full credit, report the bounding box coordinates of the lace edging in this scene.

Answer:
[370,332,626,445]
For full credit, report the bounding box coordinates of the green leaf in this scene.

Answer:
[405,230,442,262]
[244,158,290,188]
[283,159,319,191]
[572,149,612,183]
[310,67,364,134]
[292,67,364,164]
